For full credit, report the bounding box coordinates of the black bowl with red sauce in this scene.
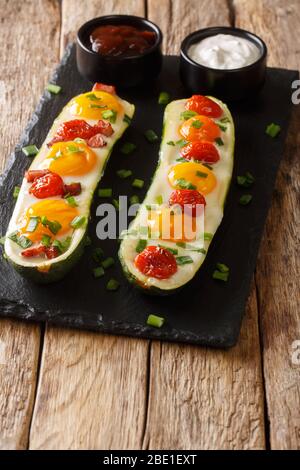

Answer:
[77,15,163,88]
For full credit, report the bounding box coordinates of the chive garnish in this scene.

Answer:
[66,196,78,207]
[93,266,105,278]
[191,120,203,129]
[196,171,208,178]
[147,314,165,328]
[204,232,213,241]
[130,195,139,205]
[203,163,213,170]
[52,237,71,253]
[27,216,40,233]
[158,245,178,255]
[86,93,101,101]
[92,247,104,263]
[216,263,230,273]
[41,234,51,247]
[266,123,281,138]
[13,186,20,198]
[120,142,136,155]
[123,114,132,125]
[220,117,230,123]
[175,178,196,190]
[98,188,112,198]
[70,215,86,229]
[239,194,252,205]
[218,123,227,132]
[46,83,61,94]
[176,242,186,248]
[180,110,197,121]
[167,140,175,146]
[158,91,170,105]
[155,195,163,205]
[176,139,188,148]
[136,239,147,253]
[132,178,144,189]
[215,137,224,146]
[145,129,159,143]
[102,109,117,123]
[176,157,187,162]
[117,169,132,179]
[237,172,255,188]
[213,270,229,282]
[101,257,115,269]
[41,216,62,235]
[22,145,39,157]
[106,278,120,291]
[176,255,193,265]
[8,231,33,249]
[89,104,106,109]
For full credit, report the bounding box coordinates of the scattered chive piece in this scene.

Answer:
[66,196,78,207]
[155,195,163,205]
[117,169,132,179]
[132,178,144,189]
[0,236,5,245]
[158,245,178,255]
[27,216,40,233]
[216,263,230,273]
[120,142,136,155]
[176,139,188,148]
[48,220,62,234]
[158,91,170,105]
[41,234,51,247]
[145,129,159,143]
[204,232,213,241]
[123,114,132,125]
[46,83,61,94]
[213,270,229,282]
[218,124,227,132]
[180,110,197,120]
[215,137,224,146]
[13,186,20,198]
[130,195,140,205]
[136,239,147,253]
[239,194,253,205]
[167,140,175,146]
[175,178,196,190]
[196,171,208,178]
[93,266,105,278]
[203,163,213,170]
[67,144,81,153]
[220,117,230,123]
[191,119,203,129]
[70,215,86,229]
[92,247,104,263]
[176,157,187,162]
[106,278,120,291]
[176,255,193,265]
[52,237,71,253]
[84,235,92,247]
[266,123,281,138]
[112,199,120,211]
[237,172,255,188]
[147,314,165,328]
[18,235,33,249]
[176,241,186,248]
[22,145,39,157]
[98,188,112,198]
[101,257,115,269]
[102,109,117,123]
[89,103,106,109]
[86,92,100,101]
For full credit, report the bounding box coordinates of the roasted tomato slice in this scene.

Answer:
[169,189,206,217]
[21,245,60,259]
[45,246,60,259]
[29,172,65,199]
[134,245,178,279]
[48,119,113,146]
[180,141,220,163]
[25,169,50,183]
[92,82,116,94]
[87,133,107,148]
[185,95,223,118]
[64,182,82,196]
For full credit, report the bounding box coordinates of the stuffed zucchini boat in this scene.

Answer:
[119,95,234,294]
[5,83,134,283]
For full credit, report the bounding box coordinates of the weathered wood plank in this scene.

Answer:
[29,0,149,450]
[235,0,300,450]
[0,0,60,449]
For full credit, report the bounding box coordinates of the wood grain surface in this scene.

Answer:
[0,0,299,450]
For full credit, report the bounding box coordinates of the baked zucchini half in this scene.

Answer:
[119,95,234,294]
[5,83,134,283]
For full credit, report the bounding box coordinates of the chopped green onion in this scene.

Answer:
[158,244,178,255]
[204,232,213,241]
[176,241,186,248]
[46,83,61,94]
[132,178,144,189]
[70,215,86,229]
[136,239,147,253]
[213,270,229,282]
[216,263,230,273]
[18,235,33,249]
[106,278,120,291]
[147,314,165,328]
[239,194,252,205]
[176,255,193,265]
[22,145,39,157]
[92,247,104,263]
[112,199,119,211]
[101,257,115,269]
[196,171,208,178]
[120,142,136,155]
[98,188,112,198]
[86,92,100,101]
[65,196,78,207]
[176,139,188,148]
[130,195,139,205]
[145,129,159,143]
[117,169,132,179]
[175,178,196,190]
[102,109,117,123]
[202,163,213,170]
[215,137,224,146]
[220,117,230,123]
[167,140,175,146]
[176,157,187,162]
[180,110,197,120]
[41,234,51,247]
[52,237,71,253]
[93,266,105,278]
[266,123,281,138]
[158,91,170,105]
[48,220,62,234]
[89,103,106,109]
[84,235,92,247]
[237,172,255,188]
[123,114,132,125]
[191,120,203,129]
[218,124,227,132]
[155,195,163,205]
[13,186,20,198]
[27,216,40,233]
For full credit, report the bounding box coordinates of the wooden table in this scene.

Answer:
[0,0,299,450]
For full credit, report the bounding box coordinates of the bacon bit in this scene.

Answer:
[25,169,50,183]
[87,133,107,148]
[94,119,114,137]
[21,245,60,259]
[92,83,116,94]
[64,182,82,196]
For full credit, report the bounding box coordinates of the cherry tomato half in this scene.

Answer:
[48,119,113,146]
[185,95,223,118]
[29,172,65,199]
[134,245,178,279]
[180,141,220,163]
[169,189,206,217]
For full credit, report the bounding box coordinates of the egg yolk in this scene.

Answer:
[168,162,217,195]
[19,199,78,242]
[148,208,197,242]
[47,141,97,176]
[69,90,122,120]
[179,115,220,142]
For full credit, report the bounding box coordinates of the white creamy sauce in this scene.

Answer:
[188,34,260,70]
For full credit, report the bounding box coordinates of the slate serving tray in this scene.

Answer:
[0,44,297,348]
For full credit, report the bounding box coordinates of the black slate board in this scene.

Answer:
[0,45,297,347]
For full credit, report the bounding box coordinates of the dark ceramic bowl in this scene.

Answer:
[180,26,267,101]
[76,15,163,88]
